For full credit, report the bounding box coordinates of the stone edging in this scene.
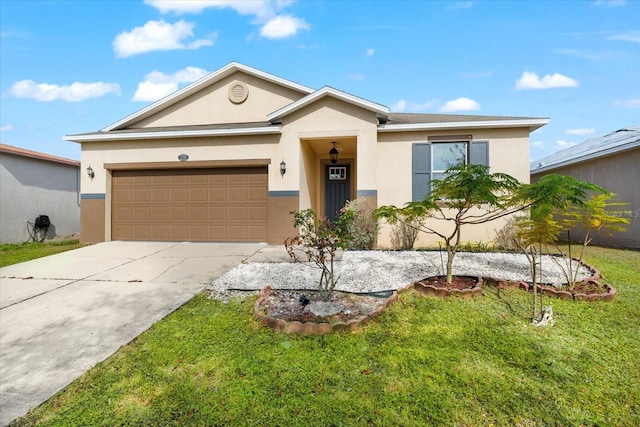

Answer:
[485,259,616,301]
[254,285,404,335]
[414,276,483,298]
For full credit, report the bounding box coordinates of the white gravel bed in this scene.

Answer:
[208,251,592,296]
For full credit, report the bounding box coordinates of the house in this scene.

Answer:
[530,127,640,249]
[0,144,80,243]
[64,62,547,247]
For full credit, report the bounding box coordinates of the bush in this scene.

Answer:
[494,215,523,251]
[343,199,379,250]
[390,216,422,250]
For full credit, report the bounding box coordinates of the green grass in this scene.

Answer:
[0,240,84,268]
[11,247,640,426]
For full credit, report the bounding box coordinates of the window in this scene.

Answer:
[412,139,488,201]
[431,142,467,183]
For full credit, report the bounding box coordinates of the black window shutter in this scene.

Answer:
[469,141,489,166]
[412,143,431,201]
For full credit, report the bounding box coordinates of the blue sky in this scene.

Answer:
[1,0,638,161]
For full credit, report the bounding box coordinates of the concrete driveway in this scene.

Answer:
[0,241,266,426]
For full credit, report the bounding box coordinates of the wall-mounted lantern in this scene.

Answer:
[280,159,287,176]
[329,142,339,164]
[86,165,95,179]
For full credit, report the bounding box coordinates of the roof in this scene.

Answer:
[379,113,548,132]
[65,122,280,142]
[101,62,315,132]
[530,126,640,174]
[65,62,548,142]
[267,86,389,122]
[0,143,79,166]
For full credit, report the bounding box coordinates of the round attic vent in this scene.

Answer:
[228,81,248,104]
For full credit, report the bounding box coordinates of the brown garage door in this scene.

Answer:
[112,167,267,242]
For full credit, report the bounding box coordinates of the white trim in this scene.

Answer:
[102,62,314,132]
[267,86,389,122]
[378,118,549,132]
[64,126,281,142]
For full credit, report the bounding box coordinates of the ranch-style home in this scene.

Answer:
[65,62,547,247]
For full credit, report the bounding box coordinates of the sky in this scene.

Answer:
[1,0,638,162]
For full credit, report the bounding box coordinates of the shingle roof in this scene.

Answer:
[0,143,79,166]
[385,113,541,125]
[530,126,640,174]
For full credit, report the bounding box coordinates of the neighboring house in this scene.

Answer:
[530,127,640,249]
[65,62,547,247]
[0,144,80,244]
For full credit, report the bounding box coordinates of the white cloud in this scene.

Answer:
[438,97,480,112]
[392,99,407,112]
[565,128,596,136]
[146,0,309,40]
[9,80,121,102]
[555,140,577,149]
[592,0,626,6]
[391,99,438,112]
[531,140,544,148]
[145,0,274,18]
[348,73,364,81]
[447,1,475,10]
[260,15,310,39]
[133,66,209,102]
[515,71,579,90]
[0,124,14,132]
[366,48,375,57]
[113,20,214,58]
[614,99,640,108]
[607,30,640,43]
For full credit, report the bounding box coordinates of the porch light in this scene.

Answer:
[280,159,286,176]
[329,142,339,164]
[86,165,95,179]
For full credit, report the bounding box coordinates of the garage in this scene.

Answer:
[111,167,268,242]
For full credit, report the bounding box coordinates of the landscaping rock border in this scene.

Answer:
[254,285,410,335]
[483,259,616,301]
[414,276,483,298]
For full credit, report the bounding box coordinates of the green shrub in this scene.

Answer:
[343,199,379,250]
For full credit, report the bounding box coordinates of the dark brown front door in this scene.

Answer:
[325,164,350,221]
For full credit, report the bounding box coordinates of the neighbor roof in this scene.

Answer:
[530,126,640,174]
[0,143,79,166]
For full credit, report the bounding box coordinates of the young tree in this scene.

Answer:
[375,164,522,284]
[284,208,355,301]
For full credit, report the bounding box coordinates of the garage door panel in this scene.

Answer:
[171,206,188,221]
[229,188,247,202]
[133,206,151,220]
[189,187,207,202]
[170,188,188,202]
[112,167,267,242]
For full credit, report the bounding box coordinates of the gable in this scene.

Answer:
[127,71,308,129]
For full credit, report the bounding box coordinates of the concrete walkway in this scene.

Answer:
[0,241,266,426]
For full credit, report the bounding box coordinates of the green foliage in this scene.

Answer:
[376,164,524,283]
[343,199,379,250]
[13,247,640,426]
[285,208,355,300]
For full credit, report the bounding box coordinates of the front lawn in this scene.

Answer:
[0,240,84,268]
[12,247,640,426]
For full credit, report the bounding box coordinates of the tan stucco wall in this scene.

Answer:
[131,71,305,128]
[280,96,379,211]
[375,127,532,248]
[531,148,640,248]
[80,198,105,244]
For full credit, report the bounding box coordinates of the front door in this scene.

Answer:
[325,164,351,221]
